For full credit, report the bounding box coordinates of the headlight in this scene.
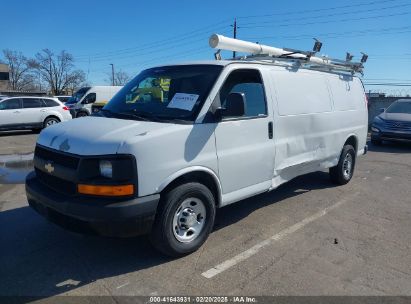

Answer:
[373,116,384,125]
[99,160,113,178]
[371,127,380,132]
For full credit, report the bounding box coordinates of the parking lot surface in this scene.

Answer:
[1,132,410,298]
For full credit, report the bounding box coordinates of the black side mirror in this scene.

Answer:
[379,108,385,113]
[222,92,246,117]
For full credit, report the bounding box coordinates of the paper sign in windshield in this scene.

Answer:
[168,93,199,111]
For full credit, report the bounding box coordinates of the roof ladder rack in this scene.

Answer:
[209,34,367,75]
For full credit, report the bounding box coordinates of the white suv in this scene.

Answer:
[0,96,72,131]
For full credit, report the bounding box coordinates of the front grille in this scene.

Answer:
[35,145,80,169]
[384,120,411,132]
[35,168,77,195]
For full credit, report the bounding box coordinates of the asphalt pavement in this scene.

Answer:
[0,132,410,299]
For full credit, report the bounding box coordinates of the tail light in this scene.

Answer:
[365,94,369,109]
[62,106,69,111]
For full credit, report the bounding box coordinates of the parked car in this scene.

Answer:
[371,99,411,145]
[65,86,122,118]
[54,95,71,103]
[0,96,72,131]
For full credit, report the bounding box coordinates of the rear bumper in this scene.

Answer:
[26,171,160,237]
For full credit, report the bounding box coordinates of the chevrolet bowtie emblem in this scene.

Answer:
[45,162,55,174]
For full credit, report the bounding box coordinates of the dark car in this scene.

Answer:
[371,99,411,145]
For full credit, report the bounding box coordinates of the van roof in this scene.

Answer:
[152,60,360,78]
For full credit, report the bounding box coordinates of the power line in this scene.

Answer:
[239,2,411,27]
[241,26,411,41]
[74,20,230,60]
[237,0,404,19]
[364,83,411,86]
[240,11,411,29]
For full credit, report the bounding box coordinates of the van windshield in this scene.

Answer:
[102,65,223,123]
[66,87,90,104]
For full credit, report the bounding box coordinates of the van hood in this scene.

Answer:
[379,112,411,122]
[37,117,175,155]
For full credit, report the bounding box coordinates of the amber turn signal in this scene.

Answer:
[77,184,134,196]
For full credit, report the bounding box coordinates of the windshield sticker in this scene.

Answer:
[167,93,199,111]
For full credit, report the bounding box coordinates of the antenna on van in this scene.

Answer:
[346,52,354,62]
[313,38,322,53]
[360,52,368,63]
[208,34,367,75]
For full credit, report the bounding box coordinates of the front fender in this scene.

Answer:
[156,166,222,206]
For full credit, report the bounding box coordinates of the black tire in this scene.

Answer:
[371,137,382,145]
[150,182,216,257]
[43,117,60,128]
[329,144,356,185]
[76,112,88,118]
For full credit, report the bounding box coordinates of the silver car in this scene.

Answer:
[371,99,411,145]
[0,96,72,132]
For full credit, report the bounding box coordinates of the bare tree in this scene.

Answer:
[106,69,131,86]
[31,49,86,95]
[1,49,35,91]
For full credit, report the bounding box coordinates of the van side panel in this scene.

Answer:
[269,68,367,187]
[269,69,335,186]
[327,75,368,155]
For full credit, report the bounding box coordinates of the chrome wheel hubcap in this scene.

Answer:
[172,198,206,243]
[343,153,353,179]
[46,119,58,127]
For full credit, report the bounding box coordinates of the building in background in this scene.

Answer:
[0,64,10,91]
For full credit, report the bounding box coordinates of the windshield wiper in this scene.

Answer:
[117,110,164,122]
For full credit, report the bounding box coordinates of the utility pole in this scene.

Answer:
[110,63,114,86]
[232,18,237,59]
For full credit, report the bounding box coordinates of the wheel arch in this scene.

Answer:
[343,134,358,152]
[157,167,222,207]
[43,115,61,127]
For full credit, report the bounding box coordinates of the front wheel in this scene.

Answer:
[329,145,356,185]
[150,182,216,257]
[371,137,382,145]
[76,112,88,118]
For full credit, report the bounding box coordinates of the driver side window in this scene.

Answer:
[217,69,267,119]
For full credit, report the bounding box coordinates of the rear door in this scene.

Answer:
[21,98,47,126]
[213,68,275,198]
[0,98,23,127]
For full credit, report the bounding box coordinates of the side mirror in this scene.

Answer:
[379,108,385,113]
[223,92,246,117]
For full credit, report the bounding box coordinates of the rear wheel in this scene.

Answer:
[43,117,60,128]
[150,182,216,257]
[330,144,356,185]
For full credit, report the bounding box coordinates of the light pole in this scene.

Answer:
[109,63,114,86]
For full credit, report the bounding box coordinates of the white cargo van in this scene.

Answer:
[26,35,368,256]
[65,86,122,118]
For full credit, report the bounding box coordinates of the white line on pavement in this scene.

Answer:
[201,192,359,279]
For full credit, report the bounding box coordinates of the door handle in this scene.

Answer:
[13,110,20,113]
[40,109,47,112]
[268,121,273,139]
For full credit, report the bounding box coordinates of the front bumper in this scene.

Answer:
[26,171,160,237]
[371,129,411,142]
